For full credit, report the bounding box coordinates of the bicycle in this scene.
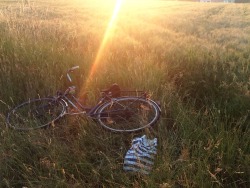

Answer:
[7,66,161,132]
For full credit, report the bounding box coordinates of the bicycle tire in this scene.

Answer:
[96,97,160,132]
[7,98,66,130]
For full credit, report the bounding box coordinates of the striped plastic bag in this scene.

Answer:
[123,135,157,174]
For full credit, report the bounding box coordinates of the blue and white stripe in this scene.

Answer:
[123,135,157,174]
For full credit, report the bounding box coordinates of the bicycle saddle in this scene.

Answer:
[102,83,121,97]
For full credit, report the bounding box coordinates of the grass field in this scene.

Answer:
[0,0,249,187]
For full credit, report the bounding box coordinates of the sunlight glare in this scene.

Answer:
[81,0,124,94]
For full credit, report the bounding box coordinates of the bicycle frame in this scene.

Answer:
[56,66,159,119]
[57,66,110,117]
[58,91,108,117]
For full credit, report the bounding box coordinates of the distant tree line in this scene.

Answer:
[235,0,250,3]
[176,0,250,2]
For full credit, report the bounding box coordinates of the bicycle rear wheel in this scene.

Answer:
[7,98,66,130]
[96,97,160,132]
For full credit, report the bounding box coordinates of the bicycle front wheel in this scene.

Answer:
[96,97,160,132]
[7,98,66,130]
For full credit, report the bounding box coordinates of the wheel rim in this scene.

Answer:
[97,97,159,132]
[7,98,65,130]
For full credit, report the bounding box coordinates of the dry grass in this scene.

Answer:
[0,0,249,187]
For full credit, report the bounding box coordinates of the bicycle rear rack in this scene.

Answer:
[120,90,149,98]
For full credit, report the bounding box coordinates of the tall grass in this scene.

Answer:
[0,1,249,187]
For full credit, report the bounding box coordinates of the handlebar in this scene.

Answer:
[68,66,79,72]
[67,66,79,82]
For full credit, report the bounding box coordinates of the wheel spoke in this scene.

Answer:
[7,98,65,130]
[97,97,160,132]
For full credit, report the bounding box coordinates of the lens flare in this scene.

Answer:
[81,0,123,95]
